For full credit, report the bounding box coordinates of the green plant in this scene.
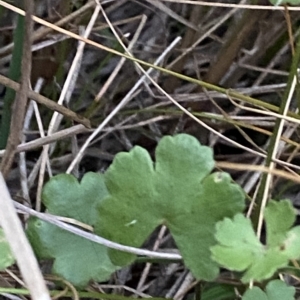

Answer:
[241,280,295,300]
[0,228,15,270]
[27,173,119,287]
[27,134,244,284]
[211,200,300,283]
[24,133,300,298]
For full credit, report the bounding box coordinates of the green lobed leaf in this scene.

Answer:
[241,248,289,283]
[264,200,296,247]
[96,134,245,280]
[0,228,15,270]
[27,172,118,287]
[27,218,117,287]
[211,200,300,283]
[242,280,295,300]
[265,280,295,299]
[282,226,300,258]
[169,172,245,279]
[242,287,268,300]
[211,214,263,272]
[42,172,109,224]
[201,284,236,300]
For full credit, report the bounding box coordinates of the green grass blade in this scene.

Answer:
[0,13,24,149]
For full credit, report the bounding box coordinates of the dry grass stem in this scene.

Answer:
[0,74,91,128]
[67,36,182,173]
[14,201,182,260]
[0,174,50,300]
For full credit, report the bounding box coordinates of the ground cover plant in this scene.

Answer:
[2,0,300,299]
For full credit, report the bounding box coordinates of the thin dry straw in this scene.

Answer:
[67,36,182,173]
[14,201,182,260]
[0,174,51,300]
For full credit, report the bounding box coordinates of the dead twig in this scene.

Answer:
[0,74,91,128]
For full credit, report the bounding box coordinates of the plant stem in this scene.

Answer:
[0,13,24,149]
[251,34,300,230]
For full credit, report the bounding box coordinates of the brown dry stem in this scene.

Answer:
[0,0,33,178]
[0,74,91,128]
